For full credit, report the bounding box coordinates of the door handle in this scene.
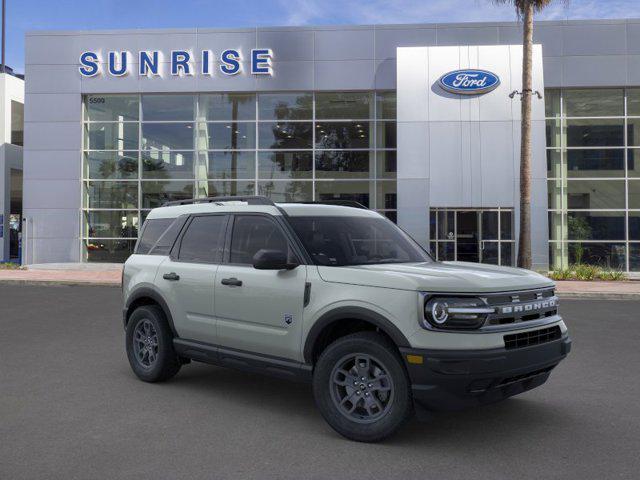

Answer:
[163,272,180,281]
[221,277,243,287]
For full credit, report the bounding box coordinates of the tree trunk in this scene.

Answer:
[518,2,534,270]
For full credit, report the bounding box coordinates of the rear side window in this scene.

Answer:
[177,215,228,263]
[135,218,174,254]
[230,215,291,264]
[149,217,187,256]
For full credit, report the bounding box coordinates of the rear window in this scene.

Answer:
[135,218,174,254]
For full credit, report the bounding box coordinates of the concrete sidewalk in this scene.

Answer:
[0,264,639,299]
[0,264,122,286]
[554,280,640,300]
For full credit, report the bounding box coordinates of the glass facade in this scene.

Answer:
[80,88,640,268]
[82,92,397,262]
[546,88,640,271]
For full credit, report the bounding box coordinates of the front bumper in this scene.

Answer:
[400,334,571,411]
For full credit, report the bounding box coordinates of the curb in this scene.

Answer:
[0,280,121,288]
[557,292,640,301]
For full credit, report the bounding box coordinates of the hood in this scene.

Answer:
[317,261,553,293]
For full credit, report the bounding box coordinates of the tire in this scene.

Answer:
[125,305,181,383]
[313,331,414,442]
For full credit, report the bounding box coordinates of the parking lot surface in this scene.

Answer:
[1,285,639,480]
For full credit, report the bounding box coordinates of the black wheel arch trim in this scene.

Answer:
[303,306,411,364]
[124,287,178,337]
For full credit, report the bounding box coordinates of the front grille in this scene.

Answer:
[486,288,555,306]
[484,288,558,327]
[504,326,562,350]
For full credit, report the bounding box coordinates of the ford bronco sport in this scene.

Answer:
[122,196,571,442]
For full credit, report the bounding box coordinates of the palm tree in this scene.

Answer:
[494,0,554,269]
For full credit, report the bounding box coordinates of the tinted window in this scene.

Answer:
[230,216,290,264]
[149,217,187,256]
[136,218,174,254]
[258,93,312,120]
[199,93,255,121]
[288,216,431,266]
[178,215,227,263]
[85,94,139,122]
[11,100,23,146]
[142,94,194,121]
[315,92,373,119]
[566,119,624,147]
[563,89,623,117]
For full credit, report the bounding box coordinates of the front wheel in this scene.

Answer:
[125,305,181,382]
[313,332,413,442]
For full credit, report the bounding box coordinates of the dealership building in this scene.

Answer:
[21,18,640,272]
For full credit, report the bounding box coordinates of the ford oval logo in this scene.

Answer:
[438,69,500,95]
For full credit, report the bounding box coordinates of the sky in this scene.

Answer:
[5,0,640,73]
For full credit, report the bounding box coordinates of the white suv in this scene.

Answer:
[122,196,571,442]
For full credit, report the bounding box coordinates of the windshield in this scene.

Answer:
[288,215,433,266]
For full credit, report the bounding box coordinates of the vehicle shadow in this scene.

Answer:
[153,362,572,445]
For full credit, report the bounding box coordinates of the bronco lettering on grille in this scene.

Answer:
[500,298,557,315]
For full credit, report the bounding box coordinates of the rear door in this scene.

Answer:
[156,214,229,344]
[214,214,307,361]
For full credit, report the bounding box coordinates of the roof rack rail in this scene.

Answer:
[162,195,276,207]
[296,200,369,210]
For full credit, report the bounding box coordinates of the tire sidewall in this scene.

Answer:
[313,333,413,442]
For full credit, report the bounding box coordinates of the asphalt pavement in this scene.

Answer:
[1,285,639,480]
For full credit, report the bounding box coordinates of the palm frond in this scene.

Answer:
[492,0,560,16]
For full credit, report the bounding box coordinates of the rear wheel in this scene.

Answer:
[126,305,181,382]
[313,331,413,442]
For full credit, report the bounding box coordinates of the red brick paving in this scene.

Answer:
[0,268,122,286]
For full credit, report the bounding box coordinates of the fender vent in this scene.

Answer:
[504,326,561,350]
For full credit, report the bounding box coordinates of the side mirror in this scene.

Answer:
[252,249,298,270]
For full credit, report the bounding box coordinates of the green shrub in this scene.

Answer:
[0,262,22,270]
[548,268,572,280]
[597,270,626,281]
[548,264,627,281]
[573,264,601,281]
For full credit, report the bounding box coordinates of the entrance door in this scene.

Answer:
[456,211,479,263]
[430,208,515,266]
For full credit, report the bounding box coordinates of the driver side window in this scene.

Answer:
[229,215,291,265]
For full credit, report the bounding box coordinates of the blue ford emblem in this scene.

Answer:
[438,69,500,95]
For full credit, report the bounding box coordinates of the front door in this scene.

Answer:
[456,211,479,263]
[214,214,307,361]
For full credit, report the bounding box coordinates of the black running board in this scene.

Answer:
[173,338,313,383]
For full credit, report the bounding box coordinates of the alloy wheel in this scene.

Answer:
[132,319,159,369]
[330,353,395,423]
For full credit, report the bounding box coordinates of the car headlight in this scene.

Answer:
[422,297,494,330]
